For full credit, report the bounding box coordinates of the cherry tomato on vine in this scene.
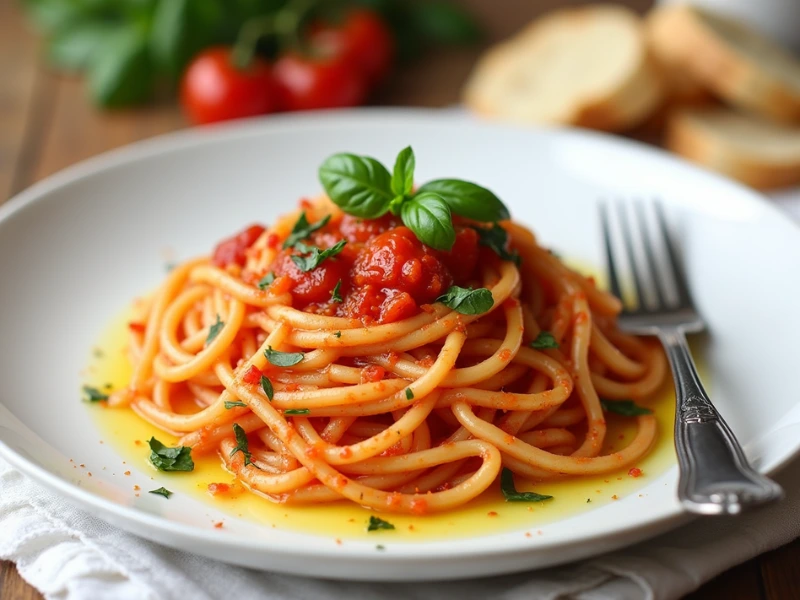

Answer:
[309,9,394,84]
[180,47,278,125]
[273,53,368,111]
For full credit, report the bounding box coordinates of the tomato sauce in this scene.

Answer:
[217,211,483,324]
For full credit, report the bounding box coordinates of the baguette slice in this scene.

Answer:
[647,5,800,123]
[463,5,664,132]
[666,106,800,189]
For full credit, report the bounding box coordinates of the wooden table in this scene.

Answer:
[2,1,798,598]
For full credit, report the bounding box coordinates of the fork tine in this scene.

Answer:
[599,202,623,301]
[617,201,647,311]
[634,201,668,308]
[654,201,692,307]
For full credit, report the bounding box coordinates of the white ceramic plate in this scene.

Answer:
[1,109,799,581]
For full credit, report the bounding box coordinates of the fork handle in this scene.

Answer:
[658,328,783,515]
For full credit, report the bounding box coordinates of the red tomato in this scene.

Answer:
[180,47,278,125]
[309,9,394,84]
[212,224,265,268]
[273,53,368,111]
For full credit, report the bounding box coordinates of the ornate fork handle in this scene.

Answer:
[658,328,783,515]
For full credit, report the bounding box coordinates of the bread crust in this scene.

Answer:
[666,108,800,189]
[649,5,800,123]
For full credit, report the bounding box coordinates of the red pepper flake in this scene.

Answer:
[134,440,142,446]
[208,483,230,496]
[525,532,532,538]
[487,511,498,517]
[611,494,619,500]
[128,322,146,333]
[87,472,92,477]
[628,468,643,478]
[335,538,342,545]
[133,485,140,491]
[124,471,131,476]
[79,464,85,468]
[242,365,263,385]
[214,521,224,529]
[408,524,415,531]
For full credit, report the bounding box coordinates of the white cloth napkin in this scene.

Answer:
[2,192,799,600]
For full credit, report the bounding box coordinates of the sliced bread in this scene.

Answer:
[647,5,800,123]
[666,106,800,189]
[463,5,664,132]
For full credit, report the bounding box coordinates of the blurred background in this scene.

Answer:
[4,0,799,206]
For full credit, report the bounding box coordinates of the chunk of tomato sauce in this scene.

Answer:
[256,213,480,324]
[212,224,265,268]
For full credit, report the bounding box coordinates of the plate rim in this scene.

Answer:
[1,107,798,578]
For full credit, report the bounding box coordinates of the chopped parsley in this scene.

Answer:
[500,468,552,503]
[284,408,310,416]
[600,399,653,416]
[405,388,414,400]
[264,346,304,367]
[148,437,194,472]
[224,401,247,409]
[230,423,252,466]
[283,213,331,249]
[149,487,173,499]
[367,516,395,532]
[205,314,224,346]
[472,224,520,265]
[290,239,347,272]
[260,375,274,401]
[530,331,558,350]
[334,331,342,338]
[376,545,386,551]
[82,385,109,403]
[331,279,343,303]
[257,272,275,290]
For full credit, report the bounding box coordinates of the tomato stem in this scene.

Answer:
[231,15,275,70]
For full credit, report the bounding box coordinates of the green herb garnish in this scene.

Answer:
[473,224,520,265]
[260,375,274,401]
[367,516,396,532]
[224,401,247,409]
[405,388,414,400]
[230,423,252,466]
[331,280,343,303]
[436,285,493,315]
[334,331,342,338]
[257,272,275,290]
[290,239,347,272]
[264,346,304,367]
[82,385,109,403]
[600,399,653,416]
[205,314,224,346]
[148,437,194,472]
[283,213,331,249]
[500,468,552,503]
[319,147,509,251]
[530,331,558,350]
[149,487,172,499]
[284,408,310,416]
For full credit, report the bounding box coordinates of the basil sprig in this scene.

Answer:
[319,147,509,251]
[436,285,493,315]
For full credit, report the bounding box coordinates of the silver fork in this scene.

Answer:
[600,200,783,515]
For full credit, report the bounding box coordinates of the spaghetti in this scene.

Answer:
[106,152,666,516]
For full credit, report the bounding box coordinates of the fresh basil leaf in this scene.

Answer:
[260,375,274,401]
[400,193,455,251]
[82,385,109,403]
[205,314,224,346]
[367,515,395,532]
[318,153,393,218]
[230,423,252,466]
[48,21,113,72]
[283,213,331,249]
[405,388,414,400]
[391,146,415,197]
[501,468,552,503]
[257,272,275,289]
[416,179,509,222]
[290,239,347,272]
[264,346,304,367]
[224,400,247,409]
[284,408,310,416]
[331,280,343,303]
[149,487,173,499]
[436,285,493,315]
[148,437,194,472]
[87,27,154,107]
[600,399,653,417]
[473,224,520,265]
[411,1,482,45]
[530,331,558,350]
